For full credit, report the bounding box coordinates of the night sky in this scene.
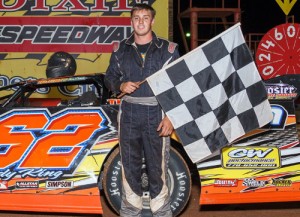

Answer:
[173,0,300,55]
[241,0,299,33]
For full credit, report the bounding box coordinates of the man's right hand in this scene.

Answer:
[120,81,140,94]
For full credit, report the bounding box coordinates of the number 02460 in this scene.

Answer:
[255,23,300,80]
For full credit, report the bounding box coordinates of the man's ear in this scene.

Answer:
[151,18,155,26]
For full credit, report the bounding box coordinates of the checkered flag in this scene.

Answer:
[146,23,273,163]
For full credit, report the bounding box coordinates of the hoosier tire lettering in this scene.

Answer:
[109,161,122,197]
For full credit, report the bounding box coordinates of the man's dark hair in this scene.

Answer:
[130,3,156,18]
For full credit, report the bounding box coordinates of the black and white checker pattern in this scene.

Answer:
[147,23,273,163]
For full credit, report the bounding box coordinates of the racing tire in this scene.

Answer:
[102,146,192,217]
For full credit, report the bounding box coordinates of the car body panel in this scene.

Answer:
[198,99,300,205]
[0,74,300,214]
[0,74,120,213]
[0,105,119,213]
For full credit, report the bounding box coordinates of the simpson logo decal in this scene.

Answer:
[46,181,74,189]
[16,181,39,189]
[222,147,281,169]
[0,108,111,181]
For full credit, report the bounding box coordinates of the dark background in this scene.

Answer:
[172,0,300,55]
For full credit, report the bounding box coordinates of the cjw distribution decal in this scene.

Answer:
[222,147,281,169]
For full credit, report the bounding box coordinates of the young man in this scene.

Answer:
[104,3,180,217]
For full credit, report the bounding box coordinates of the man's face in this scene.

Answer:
[131,9,154,37]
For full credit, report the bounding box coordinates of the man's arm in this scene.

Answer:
[104,52,124,93]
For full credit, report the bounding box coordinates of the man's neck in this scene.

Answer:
[134,33,153,45]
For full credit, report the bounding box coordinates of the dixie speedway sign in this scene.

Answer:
[0,0,169,95]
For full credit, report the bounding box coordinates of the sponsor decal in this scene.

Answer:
[265,83,298,99]
[16,181,39,189]
[270,178,292,187]
[107,99,121,105]
[222,147,281,169]
[46,180,74,189]
[214,179,238,187]
[242,178,266,188]
[0,181,8,189]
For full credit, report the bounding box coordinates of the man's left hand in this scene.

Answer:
[157,116,174,137]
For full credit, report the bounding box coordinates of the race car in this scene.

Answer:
[0,73,299,216]
[0,73,192,216]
